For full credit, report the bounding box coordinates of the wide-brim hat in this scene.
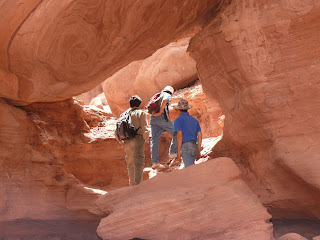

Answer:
[172,99,193,110]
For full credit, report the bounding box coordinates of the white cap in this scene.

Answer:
[162,86,174,94]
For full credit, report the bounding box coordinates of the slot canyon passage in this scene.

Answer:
[1,0,320,239]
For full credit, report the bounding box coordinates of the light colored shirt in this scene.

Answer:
[130,108,150,143]
[174,112,201,142]
[161,92,171,105]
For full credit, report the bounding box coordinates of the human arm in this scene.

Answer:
[176,131,183,162]
[140,111,150,144]
[152,98,168,117]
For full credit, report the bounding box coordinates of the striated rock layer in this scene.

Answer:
[0,99,102,221]
[96,158,273,240]
[20,99,131,190]
[189,0,320,218]
[0,0,226,105]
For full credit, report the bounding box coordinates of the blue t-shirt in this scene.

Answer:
[174,112,201,142]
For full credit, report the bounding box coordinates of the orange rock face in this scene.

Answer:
[102,38,198,117]
[0,99,102,221]
[96,158,273,240]
[20,99,132,190]
[189,0,320,218]
[75,84,104,105]
[0,0,224,104]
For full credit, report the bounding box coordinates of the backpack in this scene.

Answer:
[146,92,163,114]
[116,109,139,140]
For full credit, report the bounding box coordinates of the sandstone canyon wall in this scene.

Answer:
[189,0,320,219]
[0,0,224,105]
[1,0,320,238]
[0,99,103,221]
[0,0,227,225]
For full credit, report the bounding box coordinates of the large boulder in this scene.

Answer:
[96,157,273,240]
[75,84,104,105]
[277,233,307,240]
[189,0,320,218]
[103,38,198,116]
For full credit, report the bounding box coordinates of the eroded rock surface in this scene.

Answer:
[0,99,102,221]
[96,158,273,240]
[103,38,198,116]
[21,99,131,190]
[1,0,224,104]
[189,0,320,218]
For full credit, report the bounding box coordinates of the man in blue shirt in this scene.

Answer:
[173,99,202,168]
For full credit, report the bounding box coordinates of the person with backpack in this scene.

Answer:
[116,95,149,186]
[149,86,177,169]
[172,99,202,168]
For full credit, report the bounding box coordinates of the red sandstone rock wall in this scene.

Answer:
[0,0,227,223]
[0,0,223,105]
[0,99,102,220]
[102,38,198,117]
[189,0,320,219]
[1,1,320,237]
[21,99,132,190]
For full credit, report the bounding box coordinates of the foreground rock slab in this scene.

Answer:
[96,157,273,240]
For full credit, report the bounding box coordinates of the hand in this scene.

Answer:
[196,147,203,160]
[176,154,182,163]
[152,111,161,117]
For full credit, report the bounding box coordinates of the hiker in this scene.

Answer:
[150,86,177,169]
[172,99,202,168]
[116,95,150,186]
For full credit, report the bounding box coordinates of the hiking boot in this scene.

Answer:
[151,163,167,170]
[168,153,177,159]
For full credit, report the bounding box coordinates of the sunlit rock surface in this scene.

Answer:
[75,84,104,105]
[0,99,102,221]
[103,38,198,117]
[21,99,131,190]
[189,0,320,218]
[96,157,273,240]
